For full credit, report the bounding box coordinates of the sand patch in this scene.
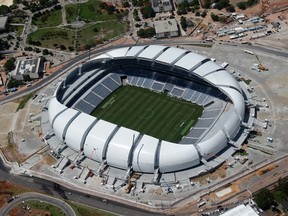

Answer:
[0,0,13,6]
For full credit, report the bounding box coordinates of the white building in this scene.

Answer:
[12,57,45,80]
[154,19,179,39]
[221,204,259,216]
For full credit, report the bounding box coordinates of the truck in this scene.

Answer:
[197,201,206,207]
[7,196,14,203]
[221,62,229,68]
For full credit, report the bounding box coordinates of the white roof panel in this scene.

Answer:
[156,47,187,64]
[53,109,79,150]
[106,47,130,58]
[125,46,146,57]
[132,135,158,173]
[84,120,117,162]
[137,45,166,59]
[48,97,67,125]
[193,61,222,77]
[174,52,206,70]
[159,141,200,173]
[106,127,140,169]
[65,113,95,152]
[205,70,241,92]
[220,86,245,117]
[196,130,227,159]
[90,54,111,61]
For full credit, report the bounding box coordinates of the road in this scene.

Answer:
[0,192,76,216]
[0,162,162,216]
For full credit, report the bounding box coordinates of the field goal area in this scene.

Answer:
[91,85,203,143]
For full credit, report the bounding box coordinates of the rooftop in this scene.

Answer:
[0,16,8,29]
[154,19,178,33]
[15,58,41,75]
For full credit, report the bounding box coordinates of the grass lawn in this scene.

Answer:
[91,85,203,143]
[15,200,66,216]
[32,9,62,28]
[78,21,128,47]
[27,28,74,49]
[65,0,116,23]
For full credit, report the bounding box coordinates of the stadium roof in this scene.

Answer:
[49,45,247,173]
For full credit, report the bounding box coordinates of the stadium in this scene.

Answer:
[46,45,250,181]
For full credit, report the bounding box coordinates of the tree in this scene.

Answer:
[201,11,207,17]
[123,1,130,7]
[180,16,187,31]
[4,58,16,71]
[211,13,219,21]
[0,5,10,15]
[141,6,155,19]
[278,177,288,195]
[226,5,235,12]
[216,0,230,10]
[59,44,66,50]
[203,0,211,9]
[195,11,200,16]
[42,49,49,55]
[237,2,246,10]
[137,27,155,38]
[7,76,19,88]
[254,189,274,210]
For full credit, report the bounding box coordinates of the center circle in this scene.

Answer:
[139,109,154,119]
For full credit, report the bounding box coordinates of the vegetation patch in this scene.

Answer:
[27,28,74,49]
[17,93,34,111]
[65,0,117,23]
[32,8,62,28]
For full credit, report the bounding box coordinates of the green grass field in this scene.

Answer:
[91,85,203,143]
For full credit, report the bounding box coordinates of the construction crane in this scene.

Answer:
[255,54,268,71]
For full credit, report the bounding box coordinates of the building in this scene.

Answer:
[154,19,179,38]
[12,57,45,81]
[0,16,8,31]
[220,204,259,216]
[46,45,251,180]
[151,0,172,13]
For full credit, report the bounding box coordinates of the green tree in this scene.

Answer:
[42,49,49,55]
[123,1,130,7]
[237,2,246,10]
[201,11,207,17]
[4,58,16,71]
[7,76,19,88]
[278,177,288,195]
[254,189,274,210]
[141,6,155,19]
[180,16,187,31]
[211,13,219,21]
[137,27,155,38]
[0,5,10,15]
[226,5,235,12]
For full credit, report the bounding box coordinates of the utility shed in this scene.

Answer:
[154,19,179,39]
[0,16,8,31]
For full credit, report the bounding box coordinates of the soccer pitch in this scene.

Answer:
[91,85,204,143]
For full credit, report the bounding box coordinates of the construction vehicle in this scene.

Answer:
[125,175,132,194]
[255,54,268,71]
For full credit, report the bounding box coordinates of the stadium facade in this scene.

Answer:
[47,45,249,177]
